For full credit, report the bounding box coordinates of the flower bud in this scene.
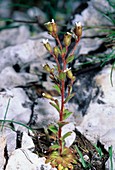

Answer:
[74,22,82,37]
[66,69,73,79]
[44,21,53,32]
[63,32,72,47]
[52,19,58,34]
[44,19,58,35]
[53,46,60,57]
[42,39,52,52]
[42,93,53,100]
[43,63,51,73]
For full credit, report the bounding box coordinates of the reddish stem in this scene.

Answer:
[59,80,65,155]
[56,36,63,51]
[50,52,61,72]
[58,45,69,155]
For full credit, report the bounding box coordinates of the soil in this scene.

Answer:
[31,128,109,170]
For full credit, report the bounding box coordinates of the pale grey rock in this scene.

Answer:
[0,88,31,124]
[62,123,76,147]
[75,38,103,55]
[0,67,26,89]
[90,0,115,13]
[76,66,115,168]
[3,128,16,156]
[0,0,12,18]
[101,129,115,149]
[5,149,56,170]
[19,72,39,84]
[0,36,48,72]
[0,134,6,170]
[22,132,35,150]
[77,66,115,136]
[0,66,39,90]
[12,11,31,22]
[0,26,30,49]
[27,7,47,23]
[33,98,59,128]
[72,0,113,37]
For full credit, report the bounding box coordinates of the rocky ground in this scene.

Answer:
[0,0,115,169]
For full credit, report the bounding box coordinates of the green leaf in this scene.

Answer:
[53,84,61,94]
[57,121,69,128]
[66,55,74,64]
[59,72,66,81]
[75,145,87,168]
[48,125,58,134]
[1,98,11,132]
[94,144,103,158]
[61,131,72,141]
[64,93,75,103]
[63,109,73,120]
[61,47,66,56]
[110,61,115,87]
[108,145,113,170]
[50,144,60,150]
[0,119,33,131]
[50,102,60,112]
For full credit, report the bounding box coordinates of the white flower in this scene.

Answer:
[51,19,55,23]
[64,67,71,73]
[42,39,48,44]
[66,32,72,36]
[75,21,82,27]
[45,19,55,25]
[42,93,45,96]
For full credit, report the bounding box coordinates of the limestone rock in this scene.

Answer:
[0,134,6,170]
[4,128,17,156]
[0,36,49,72]
[22,132,35,150]
[0,88,31,124]
[5,149,56,170]
[77,66,115,169]
[0,26,30,50]
[0,67,26,89]
[0,0,12,18]
[27,7,47,24]
[72,0,113,37]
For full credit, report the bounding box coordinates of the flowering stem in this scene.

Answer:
[56,36,63,51]
[50,52,61,72]
[58,47,68,155]
[59,80,65,155]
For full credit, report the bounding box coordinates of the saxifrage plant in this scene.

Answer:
[42,19,82,170]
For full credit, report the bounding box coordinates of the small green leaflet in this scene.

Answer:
[53,84,61,94]
[108,145,113,170]
[93,144,103,158]
[61,131,72,141]
[50,144,60,150]
[66,55,74,64]
[59,72,66,81]
[57,121,69,128]
[63,109,72,120]
[48,125,58,134]
[50,102,60,112]
[75,145,87,168]
[61,47,66,56]
[64,93,75,103]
